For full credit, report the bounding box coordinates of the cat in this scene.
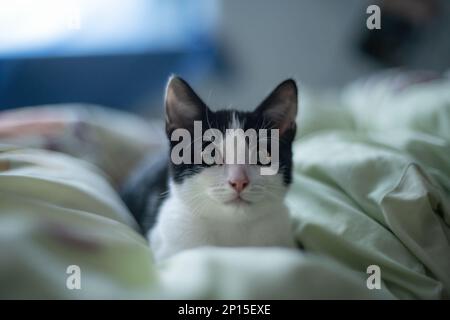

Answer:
[121,76,298,261]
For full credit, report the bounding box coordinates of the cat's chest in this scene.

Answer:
[157,197,269,246]
[150,196,294,261]
[208,218,255,246]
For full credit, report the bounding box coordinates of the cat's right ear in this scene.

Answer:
[255,79,298,136]
[165,76,206,135]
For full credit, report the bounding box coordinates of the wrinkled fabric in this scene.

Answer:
[0,72,449,299]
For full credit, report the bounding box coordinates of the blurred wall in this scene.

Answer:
[194,0,374,111]
[192,0,450,111]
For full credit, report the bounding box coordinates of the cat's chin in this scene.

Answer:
[224,197,252,207]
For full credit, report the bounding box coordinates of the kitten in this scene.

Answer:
[121,76,298,261]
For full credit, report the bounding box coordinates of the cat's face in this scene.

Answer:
[165,76,297,216]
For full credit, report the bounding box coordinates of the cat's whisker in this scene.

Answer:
[205,108,213,131]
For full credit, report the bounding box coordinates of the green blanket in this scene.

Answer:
[0,72,449,299]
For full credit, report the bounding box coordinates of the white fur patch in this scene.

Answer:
[230,111,244,129]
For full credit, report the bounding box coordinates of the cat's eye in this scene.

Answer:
[201,149,224,166]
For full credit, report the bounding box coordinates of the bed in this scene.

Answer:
[0,71,449,299]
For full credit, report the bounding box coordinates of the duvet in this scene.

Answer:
[0,71,449,299]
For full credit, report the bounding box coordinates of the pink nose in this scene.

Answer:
[228,178,249,193]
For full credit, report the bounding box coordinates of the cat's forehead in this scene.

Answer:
[206,109,260,132]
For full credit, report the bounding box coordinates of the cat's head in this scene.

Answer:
[165,76,297,215]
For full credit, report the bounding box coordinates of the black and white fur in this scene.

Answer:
[121,76,298,261]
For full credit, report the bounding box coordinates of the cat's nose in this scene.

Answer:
[228,177,249,193]
[228,165,249,193]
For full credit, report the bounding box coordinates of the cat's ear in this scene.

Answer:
[165,75,207,135]
[255,79,298,135]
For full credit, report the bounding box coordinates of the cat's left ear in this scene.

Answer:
[255,79,298,135]
[165,75,207,135]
